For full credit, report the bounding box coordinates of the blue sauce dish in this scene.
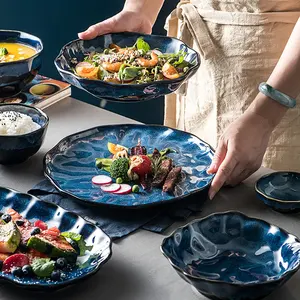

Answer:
[256,172,300,213]
[54,32,200,102]
[0,30,43,98]
[0,104,49,164]
[161,211,300,300]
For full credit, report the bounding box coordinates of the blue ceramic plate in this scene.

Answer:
[256,171,300,213]
[0,187,112,290]
[43,124,214,208]
[54,32,200,102]
[161,211,300,300]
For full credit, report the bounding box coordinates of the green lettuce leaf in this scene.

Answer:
[31,258,55,278]
[61,232,92,256]
[135,37,150,52]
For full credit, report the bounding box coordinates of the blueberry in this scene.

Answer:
[55,258,67,270]
[22,265,33,277]
[30,227,41,236]
[69,240,80,254]
[1,214,11,223]
[16,219,25,226]
[11,267,23,277]
[19,243,28,253]
[50,270,61,281]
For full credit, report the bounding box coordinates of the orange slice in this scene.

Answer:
[107,142,128,155]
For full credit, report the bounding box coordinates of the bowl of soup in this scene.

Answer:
[0,30,43,98]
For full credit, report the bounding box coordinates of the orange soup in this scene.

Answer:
[0,43,36,63]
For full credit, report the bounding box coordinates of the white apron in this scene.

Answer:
[164,0,300,171]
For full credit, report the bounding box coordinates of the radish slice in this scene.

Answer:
[92,175,112,185]
[101,183,121,193]
[112,184,132,195]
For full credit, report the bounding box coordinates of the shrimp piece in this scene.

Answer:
[136,51,158,67]
[109,43,132,54]
[162,62,180,79]
[75,62,99,79]
[104,77,121,84]
[102,61,123,73]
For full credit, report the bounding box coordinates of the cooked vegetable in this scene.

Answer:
[110,158,130,181]
[0,222,21,253]
[129,155,152,177]
[132,185,139,193]
[0,47,8,57]
[95,158,113,172]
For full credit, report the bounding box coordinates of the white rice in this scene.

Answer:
[0,111,41,135]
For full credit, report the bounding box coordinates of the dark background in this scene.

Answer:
[1,0,177,123]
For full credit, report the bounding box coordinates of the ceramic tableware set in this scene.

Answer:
[1,29,300,300]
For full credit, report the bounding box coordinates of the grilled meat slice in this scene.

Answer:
[163,166,182,193]
[152,158,172,187]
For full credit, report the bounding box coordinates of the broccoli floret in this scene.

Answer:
[110,158,130,181]
[0,48,8,57]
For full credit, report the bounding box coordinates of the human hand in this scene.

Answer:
[207,111,274,199]
[78,9,153,40]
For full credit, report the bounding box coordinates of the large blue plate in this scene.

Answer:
[0,187,112,290]
[44,124,214,208]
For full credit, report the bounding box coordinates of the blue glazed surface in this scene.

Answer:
[44,124,214,208]
[54,32,200,102]
[0,104,49,165]
[0,30,43,97]
[256,172,300,213]
[0,186,112,289]
[161,211,300,300]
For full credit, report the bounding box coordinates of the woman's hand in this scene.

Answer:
[78,10,153,40]
[207,110,274,199]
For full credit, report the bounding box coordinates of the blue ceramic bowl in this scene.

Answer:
[256,172,300,214]
[0,186,112,290]
[0,104,49,164]
[54,32,200,102]
[0,30,43,98]
[161,211,300,300]
[43,124,214,208]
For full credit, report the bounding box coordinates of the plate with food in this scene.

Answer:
[0,187,112,289]
[54,32,200,102]
[44,124,214,208]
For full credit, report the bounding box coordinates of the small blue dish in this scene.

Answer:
[161,211,300,300]
[256,172,300,214]
[0,30,43,98]
[0,104,49,165]
[43,124,214,208]
[0,186,112,290]
[54,32,200,102]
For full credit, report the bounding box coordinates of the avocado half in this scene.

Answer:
[0,221,21,253]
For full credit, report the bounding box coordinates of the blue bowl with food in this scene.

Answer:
[161,211,300,300]
[0,103,49,165]
[255,172,300,214]
[54,32,200,102]
[0,30,43,98]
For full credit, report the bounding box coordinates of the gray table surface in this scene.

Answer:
[0,97,299,300]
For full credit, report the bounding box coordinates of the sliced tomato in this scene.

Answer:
[130,155,152,176]
[2,254,29,273]
[34,220,48,231]
[44,227,60,237]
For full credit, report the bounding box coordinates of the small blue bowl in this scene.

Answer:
[0,30,43,98]
[54,32,200,102]
[161,211,300,300]
[256,172,300,214]
[0,104,49,164]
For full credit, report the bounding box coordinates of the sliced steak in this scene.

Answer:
[163,166,182,193]
[152,158,173,187]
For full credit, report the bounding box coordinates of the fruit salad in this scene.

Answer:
[0,209,92,281]
[94,140,182,194]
